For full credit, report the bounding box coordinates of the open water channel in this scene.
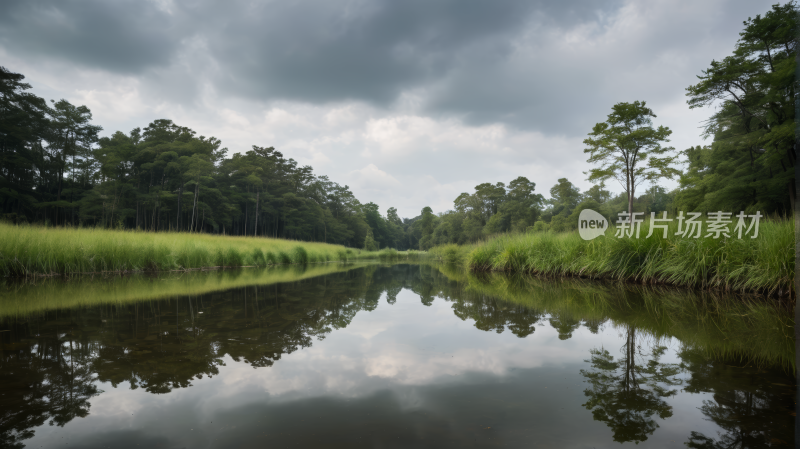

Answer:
[0,263,795,448]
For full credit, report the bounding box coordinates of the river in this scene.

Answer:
[0,263,795,448]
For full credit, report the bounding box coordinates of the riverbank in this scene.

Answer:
[0,223,421,276]
[429,219,793,296]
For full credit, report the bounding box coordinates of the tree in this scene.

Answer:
[500,176,543,232]
[584,101,680,216]
[363,227,378,251]
[417,206,436,250]
[544,178,582,232]
[679,2,797,214]
[47,99,102,225]
[1,67,53,223]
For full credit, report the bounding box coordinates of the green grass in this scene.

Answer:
[433,219,793,295]
[0,222,424,276]
[435,263,796,372]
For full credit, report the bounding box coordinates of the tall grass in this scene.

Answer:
[444,219,793,295]
[0,223,420,276]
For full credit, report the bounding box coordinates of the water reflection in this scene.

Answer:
[0,263,794,448]
[580,327,682,443]
[0,331,101,448]
[679,348,796,448]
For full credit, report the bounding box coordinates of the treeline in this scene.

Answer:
[0,67,422,250]
[415,2,796,249]
[411,177,672,249]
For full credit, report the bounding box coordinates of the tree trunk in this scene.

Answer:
[190,181,199,232]
[176,183,183,232]
[626,169,633,216]
[254,190,259,237]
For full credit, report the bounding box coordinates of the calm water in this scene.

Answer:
[0,263,795,448]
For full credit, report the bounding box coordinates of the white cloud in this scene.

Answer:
[349,164,401,191]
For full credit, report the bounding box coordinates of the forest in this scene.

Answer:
[0,3,795,251]
[0,69,418,249]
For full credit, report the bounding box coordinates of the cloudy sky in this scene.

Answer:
[0,0,777,218]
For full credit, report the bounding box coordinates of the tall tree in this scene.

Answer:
[679,1,797,214]
[0,66,50,222]
[584,101,679,215]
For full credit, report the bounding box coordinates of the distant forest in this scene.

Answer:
[0,4,795,251]
[0,66,424,249]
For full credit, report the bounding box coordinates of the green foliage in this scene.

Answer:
[250,248,266,266]
[363,227,378,251]
[291,246,309,264]
[531,221,549,233]
[277,251,292,265]
[377,248,398,260]
[584,101,679,215]
[679,2,797,214]
[416,176,545,249]
[428,244,470,265]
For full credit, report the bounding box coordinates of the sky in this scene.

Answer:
[0,0,780,218]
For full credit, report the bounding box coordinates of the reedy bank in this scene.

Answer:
[430,219,794,295]
[0,223,423,276]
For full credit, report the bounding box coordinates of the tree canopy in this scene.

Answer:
[584,101,679,215]
[676,1,797,214]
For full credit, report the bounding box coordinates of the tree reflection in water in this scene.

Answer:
[0,333,100,449]
[579,326,682,443]
[679,348,796,448]
[0,263,794,447]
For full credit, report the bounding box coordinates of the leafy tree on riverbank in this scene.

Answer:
[584,101,680,216]
[677,2,797,214]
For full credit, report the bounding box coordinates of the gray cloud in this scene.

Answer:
[0,0,179,74]
[0,0,625,112]
[0,0,783,216]
[206,0,547,104]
